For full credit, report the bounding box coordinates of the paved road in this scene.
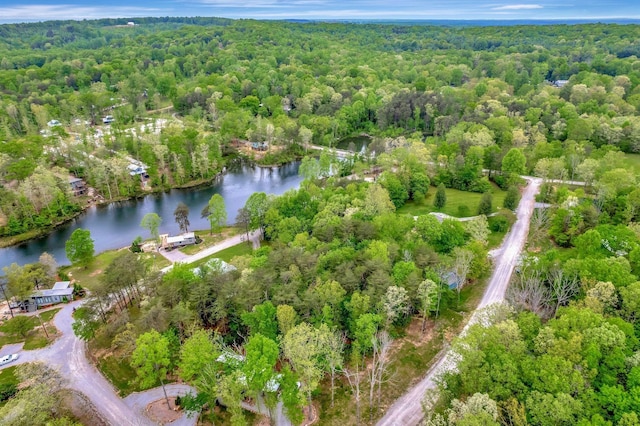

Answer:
[0,302,198,426]
[376,177,542,426]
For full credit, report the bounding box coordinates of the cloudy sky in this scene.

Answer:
[0,0,638,23]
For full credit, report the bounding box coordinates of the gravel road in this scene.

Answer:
[376,177,542,426]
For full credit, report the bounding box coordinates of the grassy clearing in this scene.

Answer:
[317,276,488,425]
[190,242,255,269]
[398,185,507,218]
[179,227,242,255]
[62,250,170,292]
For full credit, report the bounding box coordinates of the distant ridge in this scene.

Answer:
[313,18,640,26]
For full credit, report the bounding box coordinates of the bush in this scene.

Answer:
[503,186,521,210]
[478,192,493,215]
[0,383,17,402]
[489,215,509,232]
[130,236,143,253]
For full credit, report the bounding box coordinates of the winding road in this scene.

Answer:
[0,230,270,425]
[376,177,542,426]
[0,302,197,425]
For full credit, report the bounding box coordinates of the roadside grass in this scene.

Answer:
[91,305,147,396]
[61,250,170,292]
[317,276,488,425]
[179,227,241,255]
[97,355,143,396]
[398,185,507,218]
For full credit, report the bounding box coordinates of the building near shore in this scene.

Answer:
[160,232,197,249]
[12,281,74,312]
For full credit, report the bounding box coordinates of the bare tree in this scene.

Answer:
[507,267,552,317]
[452,248,474,303]
[344,357,364,426]
[369,331,393,420]
[529,208,549,246]
[549,268,580,317]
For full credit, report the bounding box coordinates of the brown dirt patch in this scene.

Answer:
[401,317,437,346]
[88,269,103,277]
[146,397,182,424]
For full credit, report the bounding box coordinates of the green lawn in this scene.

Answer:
[61,250,170,292]
[398,185,508,218]
[0,309,60,349]
[190,242,255,268]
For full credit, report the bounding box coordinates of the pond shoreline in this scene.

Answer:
[0,168,230,250]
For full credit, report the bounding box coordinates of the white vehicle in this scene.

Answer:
[102,115,115,124]
[0,354,18,366]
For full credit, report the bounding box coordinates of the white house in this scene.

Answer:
[160,232,197,249]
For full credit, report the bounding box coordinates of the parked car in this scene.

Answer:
[0,354,19,366]
[102,115,115,124]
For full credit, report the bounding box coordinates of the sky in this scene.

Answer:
[0,0,639,23]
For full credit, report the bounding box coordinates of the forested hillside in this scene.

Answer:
[1,18,640,239]
[2,17,640,425]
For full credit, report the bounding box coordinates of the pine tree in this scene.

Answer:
[434,183,447,210]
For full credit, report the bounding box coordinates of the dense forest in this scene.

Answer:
[2,16,640,425]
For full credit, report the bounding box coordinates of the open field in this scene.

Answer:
[398,185,507,218]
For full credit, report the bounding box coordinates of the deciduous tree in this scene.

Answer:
[131,330,172,408]
[65,229,94,268]
[140,212,162,242]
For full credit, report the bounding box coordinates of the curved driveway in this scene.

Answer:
[376,177,542,426]
[0,302,197,426]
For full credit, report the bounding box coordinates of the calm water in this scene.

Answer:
[0,161,302,269]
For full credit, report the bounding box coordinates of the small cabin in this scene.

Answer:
[127,163,147,176]
[68,177,87,196]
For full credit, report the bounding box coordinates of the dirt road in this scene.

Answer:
[376,177,542,426]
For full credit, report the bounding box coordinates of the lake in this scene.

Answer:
[0,161,302,269]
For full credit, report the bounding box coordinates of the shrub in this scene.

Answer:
[0,383,17,402]
[489,215,509,232]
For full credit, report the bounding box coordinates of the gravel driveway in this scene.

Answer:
[376,177,542,426]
